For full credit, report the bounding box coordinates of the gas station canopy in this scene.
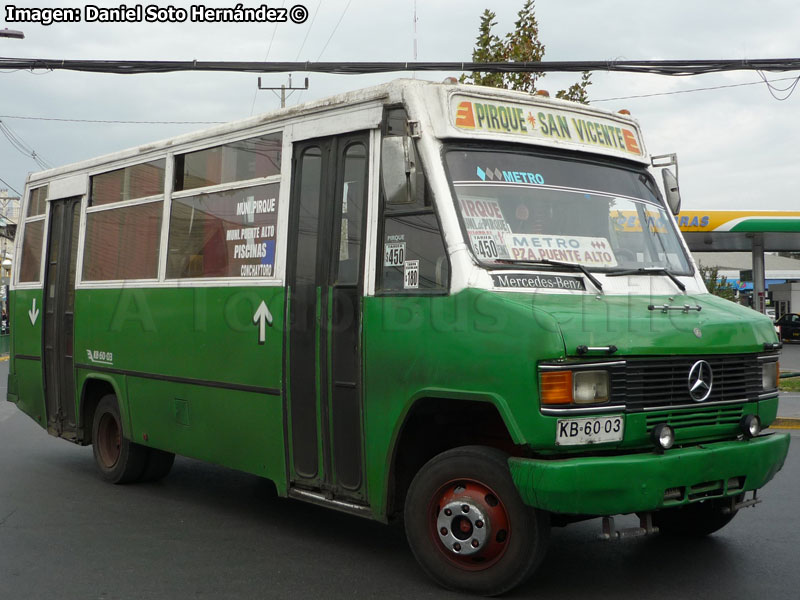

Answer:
[678,211,800,252]
[677,211,800,314]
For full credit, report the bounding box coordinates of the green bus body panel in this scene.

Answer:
[126,378,284,480]
[7,289,46,423]
[14,358,46,426]
[500,290,778,356]
[758,395,780,424]
[72,286,287,487]
[361,288,780,516]
[11,289,44,357]
[508,432,790,515]
[9,278,785,521]
[74,286,284,386]
[362,289,565,515]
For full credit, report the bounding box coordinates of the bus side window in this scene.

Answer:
[18,185,48,283]
[380,212,449,292]
[377,109,449,294]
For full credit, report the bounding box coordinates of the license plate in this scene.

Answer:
[556,416,624,446]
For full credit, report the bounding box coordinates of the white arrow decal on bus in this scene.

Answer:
[253,301,273,345]
[28,298,39,325]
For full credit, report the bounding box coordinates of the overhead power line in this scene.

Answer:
[0,119,50,169]
[315,0,352,62]
[0,114,224,124]
[591,75,800,102]
[2,74,796,127]
[0,175,22,198]
[249,0,286,116]
[2,57,800,76]
[293,0,322,61]
[293,0,353,106]
[757,70,800,101]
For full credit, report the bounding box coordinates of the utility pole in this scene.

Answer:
[412,0,418,79]
[257,75,309,108]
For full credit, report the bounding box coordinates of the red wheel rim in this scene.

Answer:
[427,478,511,571]
[97,413,121,469]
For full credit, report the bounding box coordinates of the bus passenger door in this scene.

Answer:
[42,197,81,439]
[286,133,370,504]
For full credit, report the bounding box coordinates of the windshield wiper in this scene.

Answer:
[497,258,603,292]
[606,267,686,292]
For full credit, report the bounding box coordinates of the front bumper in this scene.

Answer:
[508,432,790,515]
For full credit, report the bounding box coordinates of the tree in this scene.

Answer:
[460,1,591,103]
[698,265,738,301]
[462,9,505,89]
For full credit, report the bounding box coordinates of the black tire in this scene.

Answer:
[404,446,549,596]
[653,497,738,537]
[140,448,175,482]
[91,394,148,484]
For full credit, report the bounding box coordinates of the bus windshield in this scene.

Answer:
[445,146,692,275]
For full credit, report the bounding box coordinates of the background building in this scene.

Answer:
[0,189,19,336]
[693,251,800,317]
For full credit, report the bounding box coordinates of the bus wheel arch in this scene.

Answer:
[91,393,148,484]
[387,396,519,519]
[80,376,123,446]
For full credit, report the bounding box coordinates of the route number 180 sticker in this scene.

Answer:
[403,260,419,289]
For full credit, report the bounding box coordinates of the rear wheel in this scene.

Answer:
[92,394,148,484]
[653,497,738,537]
[404,446,549,596]
[140,448,175,482]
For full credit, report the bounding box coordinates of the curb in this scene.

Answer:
[773,418,800,430]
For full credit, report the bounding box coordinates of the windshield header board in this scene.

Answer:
[450,94,645,160]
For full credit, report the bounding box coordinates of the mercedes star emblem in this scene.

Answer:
[688,360,713,402]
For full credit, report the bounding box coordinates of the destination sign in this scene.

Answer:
[450,94,645,158]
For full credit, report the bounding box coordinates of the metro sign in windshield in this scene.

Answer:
[451,94,644,159]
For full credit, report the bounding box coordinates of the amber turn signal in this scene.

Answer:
[541,371,573,405]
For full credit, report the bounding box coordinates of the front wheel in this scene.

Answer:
[653,497,738,537]
[404,446,549,596]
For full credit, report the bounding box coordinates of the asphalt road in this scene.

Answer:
[1,362,798,600]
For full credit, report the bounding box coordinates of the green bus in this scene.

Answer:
[7,79,790,595]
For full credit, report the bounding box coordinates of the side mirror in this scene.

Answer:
[651,153,681,216]
[381,136,417,205]
[661,169,681,215]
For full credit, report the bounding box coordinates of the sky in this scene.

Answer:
[1,0,799,217]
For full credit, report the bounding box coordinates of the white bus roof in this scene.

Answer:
[26,78,648,187]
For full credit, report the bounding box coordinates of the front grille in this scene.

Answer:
[645,405,744,430]
[611,355,765,410]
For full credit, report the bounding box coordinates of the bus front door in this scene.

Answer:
[42,196,81,440]
[286,133,369,504]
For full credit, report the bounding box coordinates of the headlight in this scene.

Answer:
[762,361,779,391]
[540,369,610,405]
[573,371,609,404]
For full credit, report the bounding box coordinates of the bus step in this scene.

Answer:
[599,514,659,540]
